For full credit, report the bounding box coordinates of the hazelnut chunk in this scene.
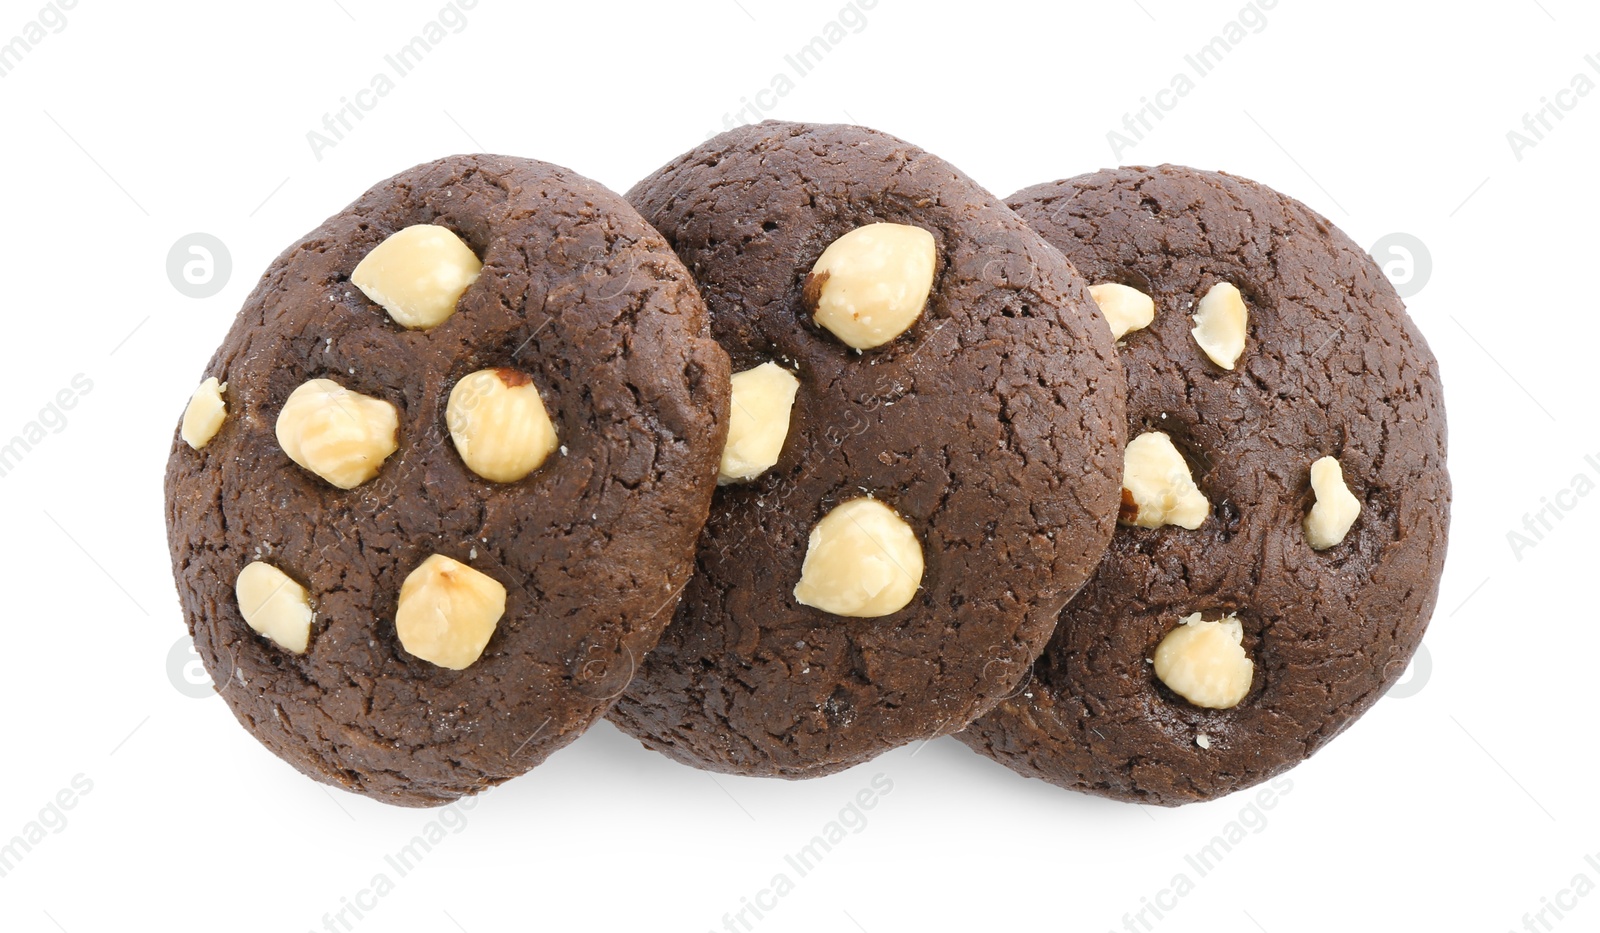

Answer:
[351,224,482,329]
[1120,431,1209,530]
[1191,282,1249,369]
[719,362,801,484]
[276,378,400,489]
[236,561,314,654]
[395,554,507,670]
[793,497,923,618]
[1304,455,1361,549]
[1088,283,1156,341]
[1153,613,1253,709]
[805,223,936,350]
[181,377,228,449]
[447,368,558,483]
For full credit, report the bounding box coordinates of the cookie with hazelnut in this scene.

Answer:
[608,122,1126,777]
[164,155,730,806]
[958,165,1450,805]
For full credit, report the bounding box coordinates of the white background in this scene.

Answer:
[0,1,1593,931]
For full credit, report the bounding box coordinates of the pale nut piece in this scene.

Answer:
[1153,613,1254,710]
[1088,283,1156,341]
[276,378,400,490]
[804,223,936,350]
[447,368,558,483]
[181,377,228,449]
[1120,431,1209,530]
[395,554,507,670]
[351,224,482,329]
[793,497,924,618]
[236,561,314,654]
[1191,282,1249,369]
[719,362,801,484]
[1304,455,1362,549]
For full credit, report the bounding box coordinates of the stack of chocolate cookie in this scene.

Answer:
[165,122,1447,808]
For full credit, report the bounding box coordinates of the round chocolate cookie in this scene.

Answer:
[164,155,730,806]
[607,122,1127,777]
[957,165,1450,805]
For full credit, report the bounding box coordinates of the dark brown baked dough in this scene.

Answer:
[957,165,1450,805]
[164,155,730,806]
[608,122,1126,777]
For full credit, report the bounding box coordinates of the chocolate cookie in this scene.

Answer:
[164,155,730,806]
[957,165,1449,805]
[607,122,1126,777]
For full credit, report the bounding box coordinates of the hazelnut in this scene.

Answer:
[1190,282,1248,369]
[804,223,936,350]
[1304,455,1361,549]
[1120,431,1209,530]
[719,362,800,484]
[1153,612,1253,709]
[1088,283,1156,341]
[395,554,507,670]
[447,368,558,483]
[181,377,228,450]
[275,378,400,490]
[235,561,314,654]
[351,224,482,330]
[793,497,923,617]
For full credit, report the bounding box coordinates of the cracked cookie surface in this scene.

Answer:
[164,154,730,806]
[608,122,1126,777]
[957,165,1450,805]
